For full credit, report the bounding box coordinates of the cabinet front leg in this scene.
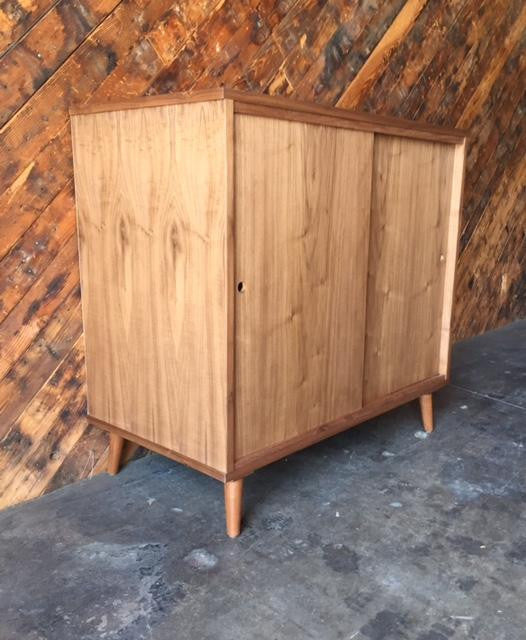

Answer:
[224,479,244,538]
[419,394,434,433]
[108,433,125,475]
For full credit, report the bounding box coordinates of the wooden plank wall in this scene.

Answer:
[0,0,525,509]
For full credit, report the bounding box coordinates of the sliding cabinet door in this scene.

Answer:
[234,115,374,460]
[364,135,457,404]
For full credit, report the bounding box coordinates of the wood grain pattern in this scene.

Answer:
[0,0,524,508]
[230,374,446,480]
[0,0,121,128]
[68,88,227,115]
[71,101,230,472]
[71,88,467,144]
[0,0,55,55]
[73,97,463,509]
[336,0,429,111]
[234,113,373,459]
[0,335,87,509]
[88,414,226,481]
[364,135,456,403]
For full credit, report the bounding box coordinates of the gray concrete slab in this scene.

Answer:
[451,320,526,409]
[0,321,525,640]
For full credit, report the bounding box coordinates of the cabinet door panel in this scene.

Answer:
[364,135,455,403]
[234,115,373,460]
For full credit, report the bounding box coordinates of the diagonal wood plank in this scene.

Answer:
[291,0,408,101]
[0,336,86,507]
[0,286,82,436]
[0,0,176,192]
[336,0,429,110]
[0,0,122,127]
[0,234,79,381]
[0,185,76,322]
[0,132,72,260]
[0,0,57,56]
[457,1,526,128]
[365,0,470,116]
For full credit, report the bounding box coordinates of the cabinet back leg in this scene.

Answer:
[224,479,244,538]
[419,394,434,433]
[108,433,125,475]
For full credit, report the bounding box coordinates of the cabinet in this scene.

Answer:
[70,89,466,537]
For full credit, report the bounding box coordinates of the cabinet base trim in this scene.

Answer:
[87,415,227,482]
[228,375,446,480]
[89,375,445,483]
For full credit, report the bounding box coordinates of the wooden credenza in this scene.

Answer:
[70,89,467,537]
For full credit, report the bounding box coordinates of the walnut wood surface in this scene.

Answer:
[71,101,230,472]
[87,415,226,481]
[224,479,243,538]
[74,99,461,481]
[70,88,466,145]
[363,136,457,403]
[230,375,446,480]
[89,374,446,483]
[419,394,434,433]
[234,114,373,459]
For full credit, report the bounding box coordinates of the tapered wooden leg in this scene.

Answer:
[419,394,434,433]
[108,433,124,475]
[224,479,243,538]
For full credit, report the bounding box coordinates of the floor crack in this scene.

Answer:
[450,383,526,412]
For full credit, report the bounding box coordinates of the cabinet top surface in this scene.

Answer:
[69,87,467,145]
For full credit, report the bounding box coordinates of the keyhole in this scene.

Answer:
[237,281,246,293]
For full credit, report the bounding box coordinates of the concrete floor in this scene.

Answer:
[1,321,525,640]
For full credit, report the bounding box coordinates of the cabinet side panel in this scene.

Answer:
[71,102,229,472]
[439,142,466,378]
[234,114,373,460]
[364,135,455,404]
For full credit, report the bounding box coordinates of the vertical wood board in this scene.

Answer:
[71,101,229,472]
[439,142,467,378]
[364,135,455,403]
[234,114,374,459]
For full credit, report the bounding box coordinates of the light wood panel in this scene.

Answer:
[234,114,374,459]
[71,101,230,472]
[364,135,456,403]
[439,142,467,378]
